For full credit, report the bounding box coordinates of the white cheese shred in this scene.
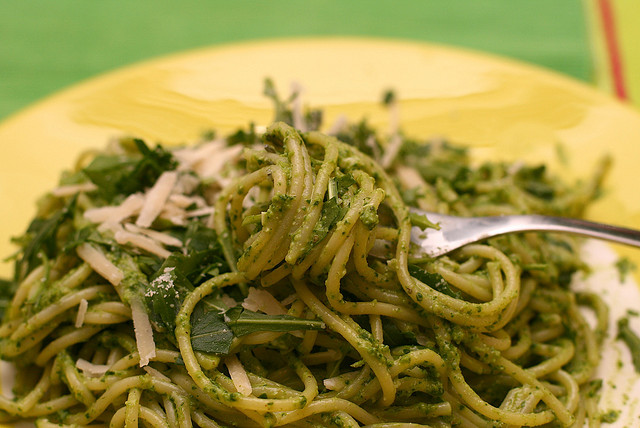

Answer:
[326,114,348,136]
[124,223,183,248]
[290,81,306,132]
[323,377,340,391]
[130,300,156,367]
[396,165,428,189]
[168,194,201,209]
[51,182,98,197]
[242,287,287,315]
[75,299,89,328]
[76,243,124,286]
[196,145,243,180]
[185,207,215,218]
[173,140,225,170]
[115,230,172,259]
[225,354,252,396]
[380,133,403,170]
[136,171,178,228]
[75,358,111,377]
[84,193,144,224]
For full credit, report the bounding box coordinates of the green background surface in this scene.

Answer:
[0,0,591,121]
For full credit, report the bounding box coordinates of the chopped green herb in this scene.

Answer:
[409,212,439,231]
[600,409,620,423]
[617,317,640,373]
[615,257,636,283]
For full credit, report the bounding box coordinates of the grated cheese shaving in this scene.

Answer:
[51,182,98,197]
[290,81,306,132]
[221,294,237,309]
[326,114,348,136]
[115,230,172,259]
[158,202,187,226]
[396,165,428,189]
[75,298,89,328]
[76,358,110,377]
[168,193,204,209]
[380,133,402,170]
[76,243,124,286]
[379,96,402,169]
[97,220,123,235]
[185,207,215,218]
[323,377,340,391]
[124,223,183,248]
[225,354,252,396]
[242,287,287,315]
[173,140,225,170]
[84,193,144,224]
[130,299,156,367]
[0,361,16,399]
[173,173,200,195]
[136,171,178,228]
[196,145,243,180]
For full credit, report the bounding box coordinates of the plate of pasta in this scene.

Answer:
[1,38,640,427]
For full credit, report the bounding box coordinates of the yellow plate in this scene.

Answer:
[1,37,640,426]
[1,37,639,280]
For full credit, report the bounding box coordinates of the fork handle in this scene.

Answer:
[412,211,640,258]
[501,215,640,248]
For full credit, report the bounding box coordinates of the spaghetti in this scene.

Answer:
[0,86,609,427]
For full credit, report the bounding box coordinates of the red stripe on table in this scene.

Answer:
[598,0,628,100]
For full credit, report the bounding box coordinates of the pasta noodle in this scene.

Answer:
[0,84,610,427]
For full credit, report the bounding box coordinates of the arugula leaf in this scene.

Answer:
[63,226,115,253]
[82,155,137,200]
[83,139,177,202]
[514,165,555,200]
[14,196,76,282]
[146,264,193,332]
[0,278,17,320]
[177,222,230,283]
[189,303,324,355]
[408,264,462,299]
[225,307,324,337]
[146,223,230,331]
[190,303,234,354]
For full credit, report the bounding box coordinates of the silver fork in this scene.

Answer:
[410,207,640,258]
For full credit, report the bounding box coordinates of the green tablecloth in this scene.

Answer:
[0,0,591,120]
